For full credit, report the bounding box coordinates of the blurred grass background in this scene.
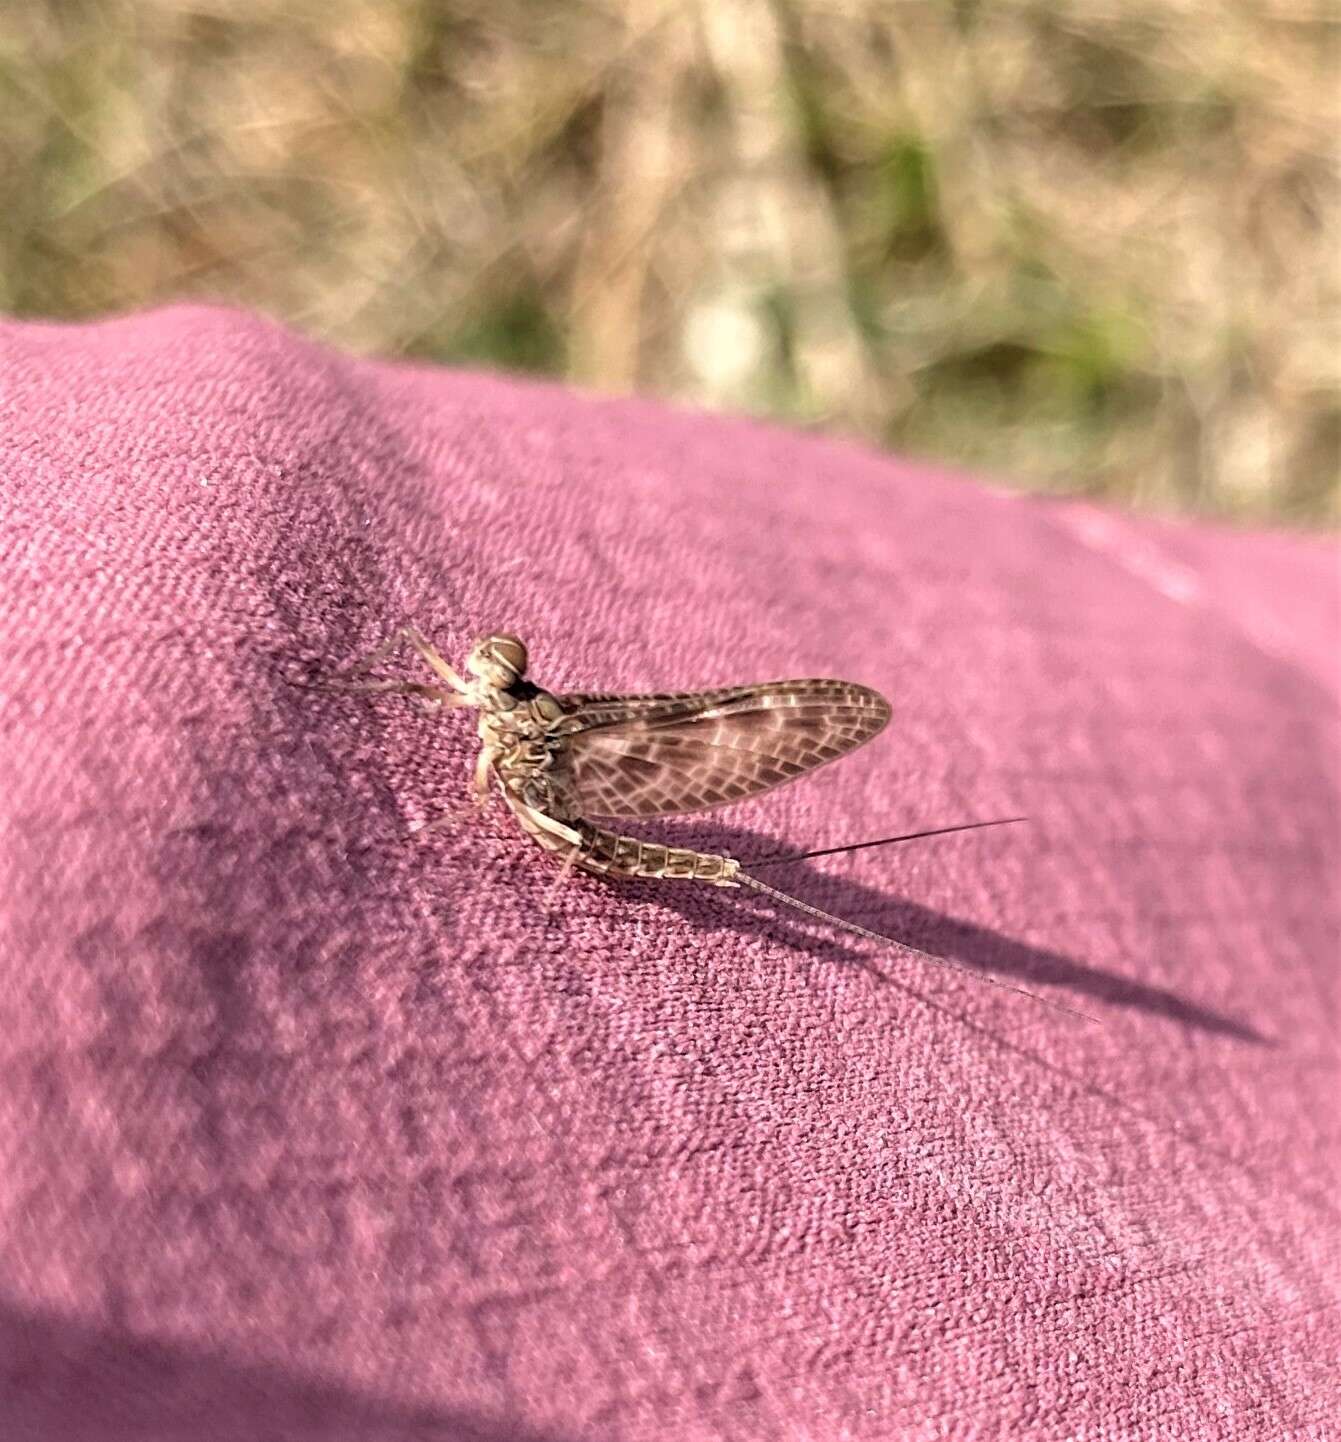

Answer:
[2,1,1337,522]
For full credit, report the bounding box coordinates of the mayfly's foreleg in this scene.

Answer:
[317,675,463,706]
[329,625,472,696]
[473,748,496,808]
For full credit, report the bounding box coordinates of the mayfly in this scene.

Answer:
[320,627,1085,1018]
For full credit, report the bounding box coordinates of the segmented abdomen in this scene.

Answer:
[574,821,739,886]
[505,794,738,887]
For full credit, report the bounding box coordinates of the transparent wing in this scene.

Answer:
[554,680,891,819]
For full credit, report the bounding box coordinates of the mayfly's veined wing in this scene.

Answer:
[554,680,891,819]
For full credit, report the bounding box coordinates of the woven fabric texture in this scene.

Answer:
[1,306,1337,1441]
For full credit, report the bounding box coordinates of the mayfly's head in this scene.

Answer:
[466,633,529,690]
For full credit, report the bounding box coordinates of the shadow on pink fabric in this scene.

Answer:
[1,306,1337,1440]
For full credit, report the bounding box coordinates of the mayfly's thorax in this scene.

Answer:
[477,682,561,746]
[479,683,579,819]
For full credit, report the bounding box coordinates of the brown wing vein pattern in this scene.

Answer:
[556,680,890,819]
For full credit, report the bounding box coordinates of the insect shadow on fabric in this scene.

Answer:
[626,814,1268,1045]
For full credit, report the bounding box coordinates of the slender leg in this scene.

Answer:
[316,676,465,706]
[394,626,473,693]
[410,748,497,838]
[543,844,582,914]
[473,749,495,808]
[408,806,470,838]
[327,625,472,695]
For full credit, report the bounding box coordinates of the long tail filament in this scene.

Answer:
[735,872,1099,1025]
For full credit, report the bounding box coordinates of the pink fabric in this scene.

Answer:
[1,305,1336,1441]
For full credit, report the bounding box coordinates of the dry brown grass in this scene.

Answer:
[3,0,1337,521]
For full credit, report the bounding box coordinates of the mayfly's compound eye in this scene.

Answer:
[466,633,529,689]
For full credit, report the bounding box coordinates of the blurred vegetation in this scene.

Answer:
[2,0,1337,522]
